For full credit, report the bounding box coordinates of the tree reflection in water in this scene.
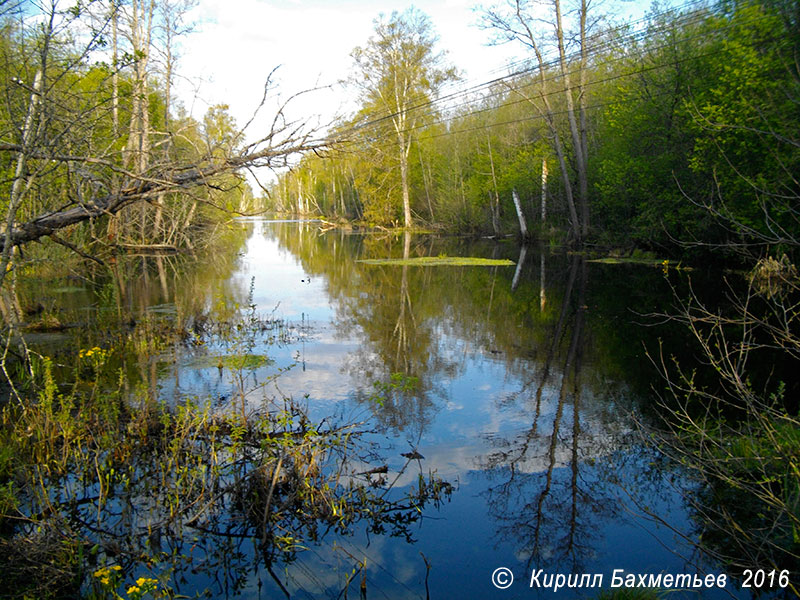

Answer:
[338,231,456,438]
[479,256,612,572]
[0,325,453,599]
[143,220,746,597]
[0,228,455,599]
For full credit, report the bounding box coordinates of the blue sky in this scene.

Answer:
[175,0,658,134]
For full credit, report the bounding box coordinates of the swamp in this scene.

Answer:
[2,219,797,598]
[0,0,799,598]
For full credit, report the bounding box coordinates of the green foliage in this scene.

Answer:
[652,253,800,571]
[272,0,800,255]
[592,0,800,251]
[342,7,459,227]
[0,5,256,259]
[369,372,420,407]
[186,353,272,370]
[684,3,800,245]
[591,7,711,248]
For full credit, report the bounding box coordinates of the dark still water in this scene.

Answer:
[6,219,765,599]
[226,221,738,599]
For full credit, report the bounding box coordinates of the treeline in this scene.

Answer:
[0,1,254,259]
[269,0,799,254]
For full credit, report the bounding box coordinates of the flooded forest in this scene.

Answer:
[0,0,798,599]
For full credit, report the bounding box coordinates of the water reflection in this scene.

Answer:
[263,220,744,598]
[6,223,251,331]
[479,255,614,573]
[337,231,457,437]
[1,219,751,598]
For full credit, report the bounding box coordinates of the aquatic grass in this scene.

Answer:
[184,353,273,371]
[584,251,692,271]
[587,257,663,265]
[0,304,453,599]
[1,376,450,597]
[357,256,514,266]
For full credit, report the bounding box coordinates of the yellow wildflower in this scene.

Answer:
[93,567,110,586]
[127,585,141,595]
[93,565,122,586]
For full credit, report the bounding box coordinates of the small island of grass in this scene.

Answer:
[357,256,515,267]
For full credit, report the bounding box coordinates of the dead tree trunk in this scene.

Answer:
[541,158,548,224]
[484,1,587,242]
[0,70,43,286]
[554,0,588,239]
[512,189,528,239]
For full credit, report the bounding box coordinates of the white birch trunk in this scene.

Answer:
[512,189,528,239]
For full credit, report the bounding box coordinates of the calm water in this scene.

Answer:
[13,219,756,598]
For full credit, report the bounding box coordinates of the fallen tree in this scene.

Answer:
[0,1,328,288]
[0,134,326,250]
[0,0,327,285]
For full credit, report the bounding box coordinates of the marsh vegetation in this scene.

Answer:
[0,0,798,597]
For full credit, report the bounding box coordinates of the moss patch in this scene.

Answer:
[187,354,273,370]
[357,256,514,267]
[587,257,692,270]
[587,257,663,265]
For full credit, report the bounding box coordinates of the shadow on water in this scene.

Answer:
[0,219,768,598]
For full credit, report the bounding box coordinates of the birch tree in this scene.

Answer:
[0,1,325,287]
[349,8,457,229]
[483,0,595,241]
[122,0,156,173]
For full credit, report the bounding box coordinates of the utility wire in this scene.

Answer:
[333,0,723,135]
[277,0,779,184]
[329,8,774,153]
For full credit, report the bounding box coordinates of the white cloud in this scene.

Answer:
[170,0,653,186]
[174,1,520,129]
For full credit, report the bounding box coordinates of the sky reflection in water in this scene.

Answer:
[170,219,745,599]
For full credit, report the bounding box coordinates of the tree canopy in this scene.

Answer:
[346,8,458,228]
[0,0,323,286]
[269,0,800,257]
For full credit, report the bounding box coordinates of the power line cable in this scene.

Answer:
[330,8,773,153]
[332,0,723,134]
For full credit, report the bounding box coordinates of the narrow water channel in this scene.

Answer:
[177,219,738,599]
[8,218,752,599]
